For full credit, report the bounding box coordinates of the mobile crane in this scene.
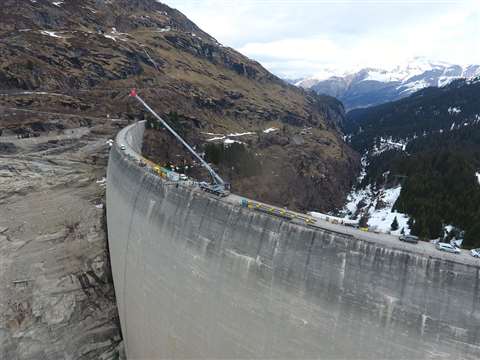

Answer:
[129,89,230,197]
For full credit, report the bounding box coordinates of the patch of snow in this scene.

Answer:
[366,187,410,235]
[343,184,370,215]
[155,9,168,16]
[202,132,223,136]
[338,160,412,236]
[448,106,462,115]
[333,185,411,235]
[362,69,399,82]
[444,225,455,236]
[309,212,358,225]
[104,34,117,42]
[356,155,368,184]
[399,79,429,94]
[451,238,463,248]
[296,58,480,91]
[207,131,254,142]
[156,26,171,33]
[263,127,278,134]
[40,30,64,39]
[467,77,480,85]
[224,139,244,145]
[371,137,408,156]
[207,136,226,142]
[103,28,129,42]
[438,75,460,87]
[296,67,346,85]
[228,132,255,137]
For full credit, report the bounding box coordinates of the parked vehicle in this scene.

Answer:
[199,182,230,197]
[179,174,188,181]
[436,242,460,254]
[120,144,126,150]
[399,235,419,244]
[470,248,480,258]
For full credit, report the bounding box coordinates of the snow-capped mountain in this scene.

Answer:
[295,58,480,110]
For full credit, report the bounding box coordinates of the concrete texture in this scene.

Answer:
[107,122,480,359]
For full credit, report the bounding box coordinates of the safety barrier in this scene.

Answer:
[241,199,316,224]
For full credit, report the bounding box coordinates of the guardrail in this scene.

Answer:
[120,123,317,226]
[240,199,316,224]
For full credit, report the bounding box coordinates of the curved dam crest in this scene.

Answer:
[107,122,480,359]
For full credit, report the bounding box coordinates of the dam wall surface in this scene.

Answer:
[107,122,480,359]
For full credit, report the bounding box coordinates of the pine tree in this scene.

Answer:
[464,218,480,248]
[407,217,414,228]
[391,216,399,231]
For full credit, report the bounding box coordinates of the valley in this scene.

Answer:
[340,77,480,248]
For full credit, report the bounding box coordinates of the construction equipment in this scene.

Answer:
[129,89,230,196]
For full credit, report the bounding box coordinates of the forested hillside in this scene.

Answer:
[346,78,480,152]
[345,78,480,247]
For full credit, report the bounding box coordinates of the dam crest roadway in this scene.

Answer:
[106,120,480,359]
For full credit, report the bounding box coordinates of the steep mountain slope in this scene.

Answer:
[0,0,358,210]
[296,59,480,110]
[346,77,480,152]
[0,1,360,357]
[343,78,480,247]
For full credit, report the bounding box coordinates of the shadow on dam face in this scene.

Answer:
[107,122,480,359]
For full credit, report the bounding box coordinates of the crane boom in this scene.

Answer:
[130,89,225,186]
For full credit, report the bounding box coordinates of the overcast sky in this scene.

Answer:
[162,0,480,78]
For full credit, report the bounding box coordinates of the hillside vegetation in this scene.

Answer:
[345,79,480,247]
[346,79,480,152]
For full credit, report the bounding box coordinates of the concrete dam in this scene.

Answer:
[107,122,480,359]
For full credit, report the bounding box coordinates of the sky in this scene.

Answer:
[162,0,480,79]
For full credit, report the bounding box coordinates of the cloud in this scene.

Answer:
[163,0,480,78]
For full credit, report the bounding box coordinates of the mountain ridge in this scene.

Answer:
[294,58,480,110]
